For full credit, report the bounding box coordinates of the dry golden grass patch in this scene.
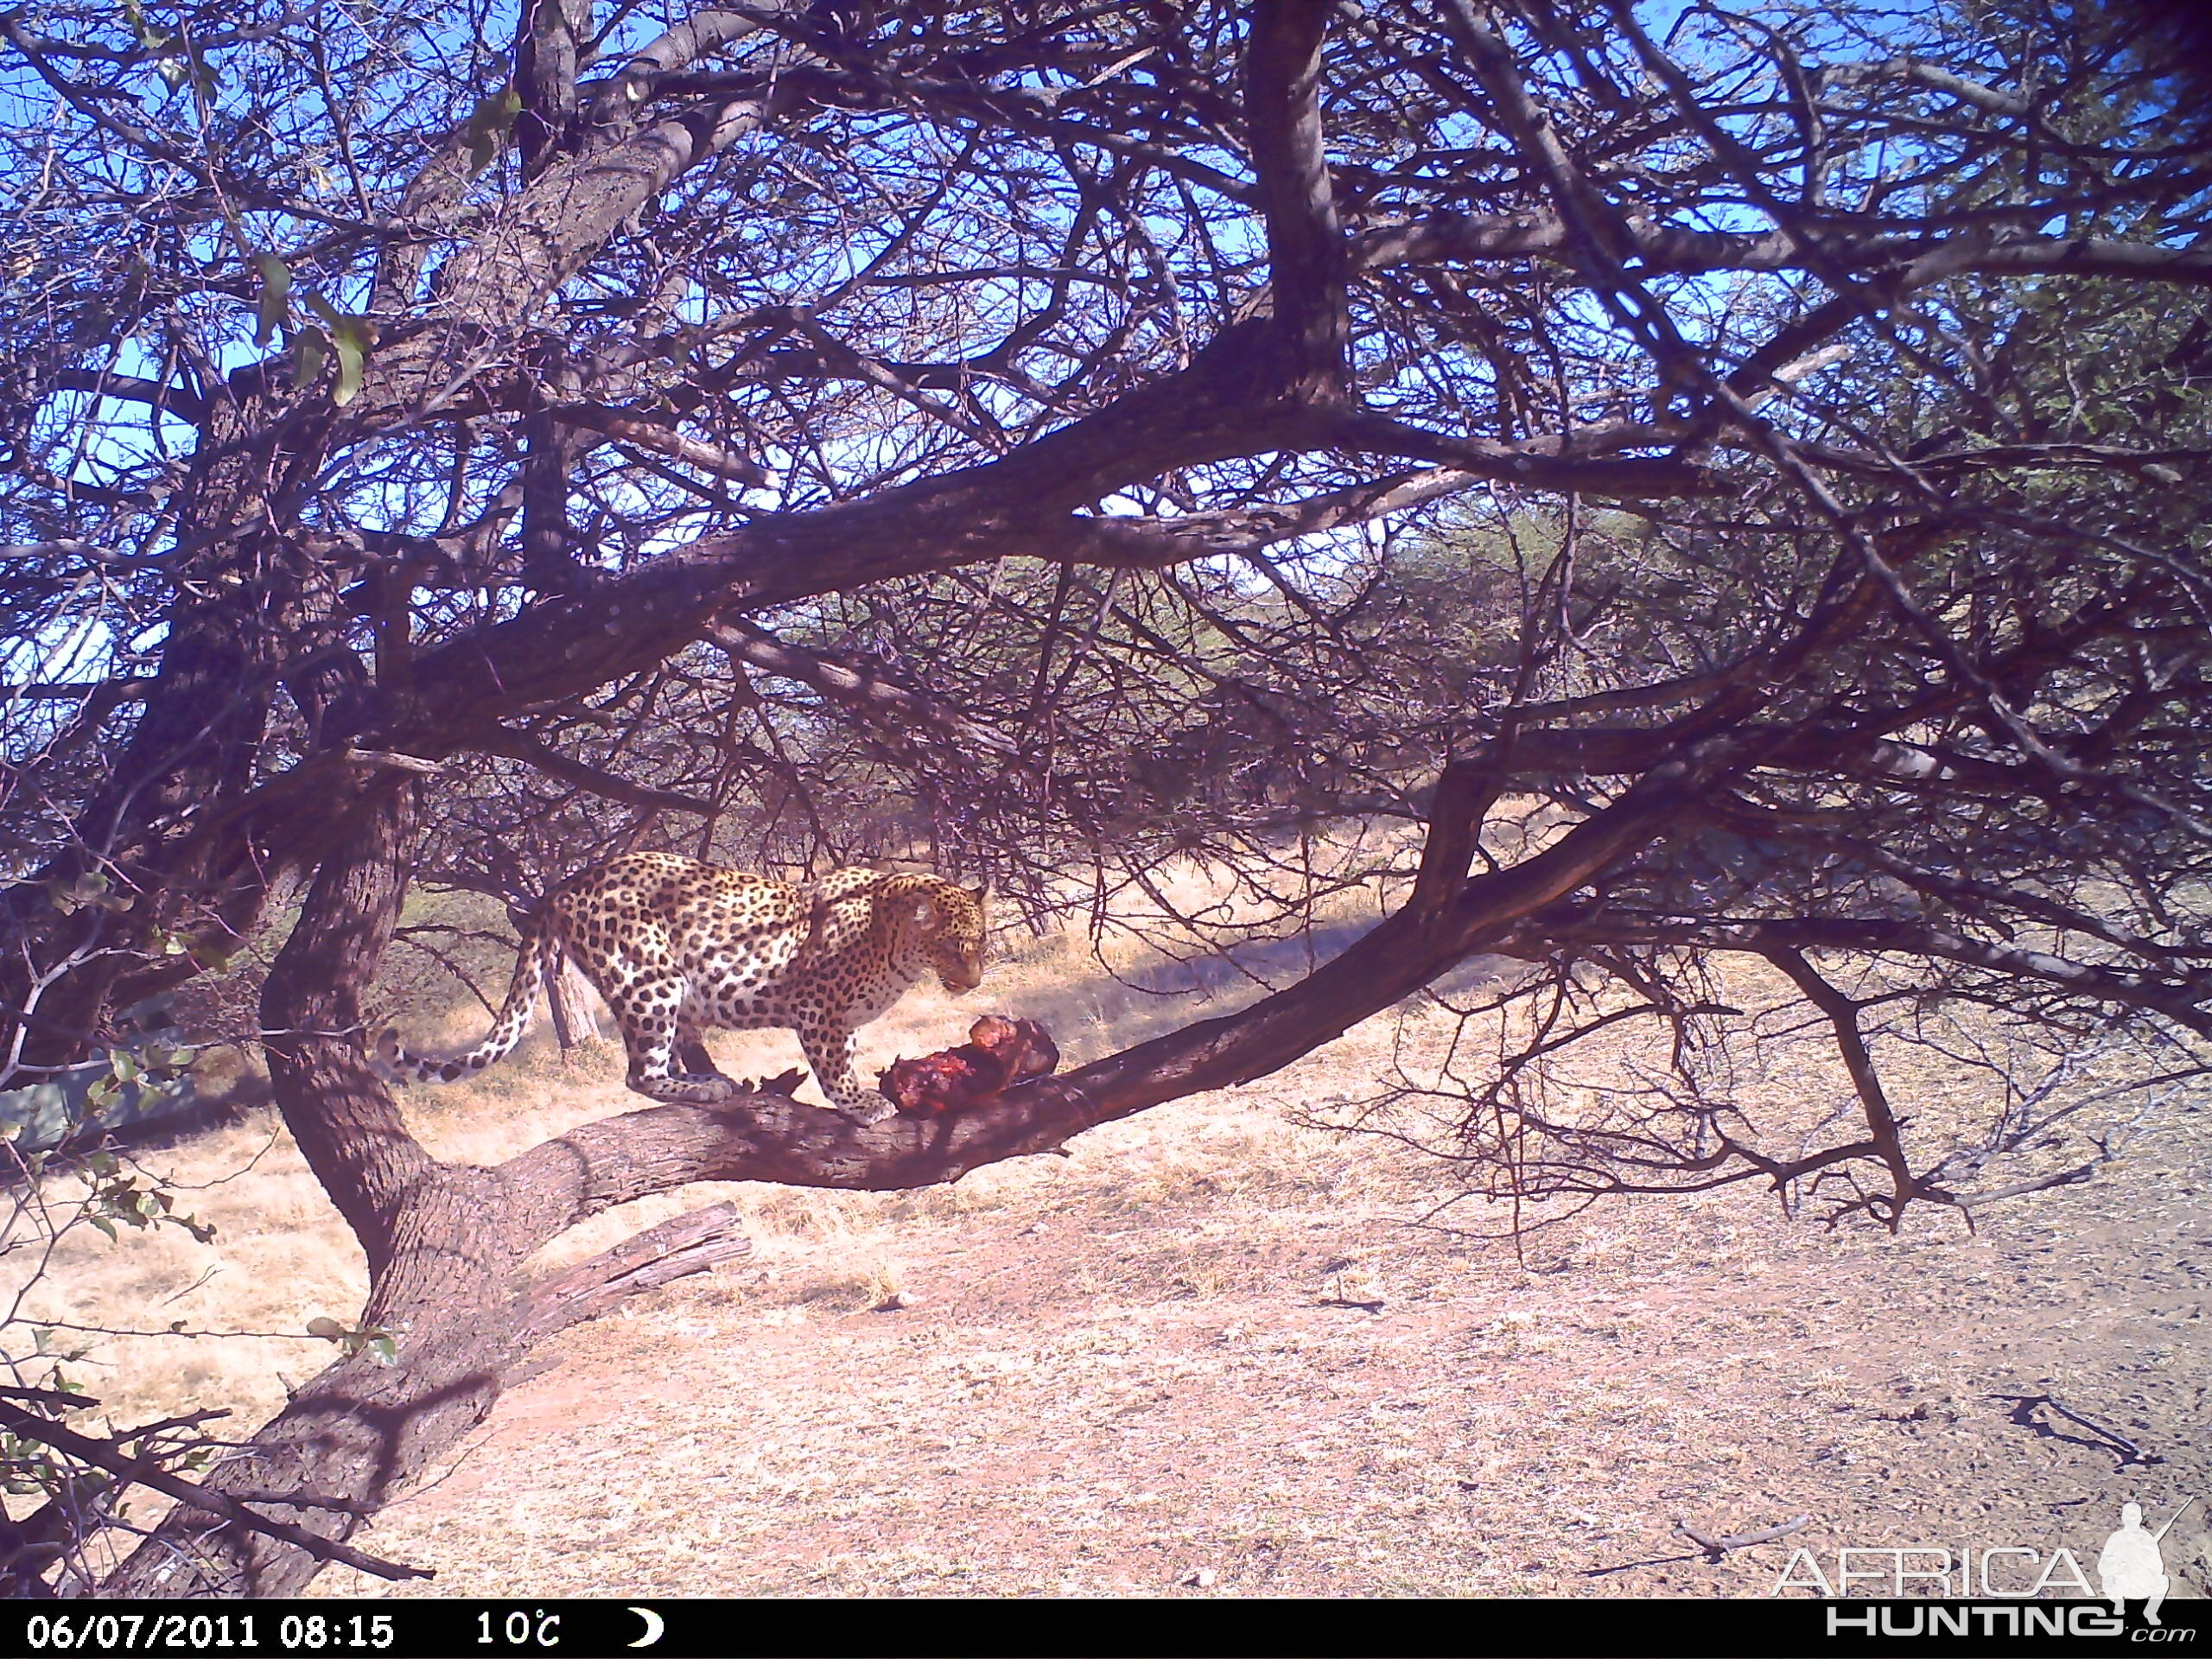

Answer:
[16,1108,366,1432]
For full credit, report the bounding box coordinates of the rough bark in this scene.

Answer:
[105,784,551,1594]
[545,957,601,1050]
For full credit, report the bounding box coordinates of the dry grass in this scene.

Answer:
[13,1115,368,1433]
[12,852,2210,1599]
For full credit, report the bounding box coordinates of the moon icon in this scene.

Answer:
[627,1606,666,1648]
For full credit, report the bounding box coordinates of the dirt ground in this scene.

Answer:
[307,1048,2211,1601]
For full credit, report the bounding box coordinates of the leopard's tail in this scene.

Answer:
[375,909,560,1085]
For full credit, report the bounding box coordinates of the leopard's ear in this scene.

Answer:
[901,890,941,930]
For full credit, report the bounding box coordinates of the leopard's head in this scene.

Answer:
[905,878,988,994]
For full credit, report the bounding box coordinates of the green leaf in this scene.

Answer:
[86,1213,117,1241]
[302,296,375,405]
[464,86,524,176]
[365,1333,398,1366]
[331,327,366,404]
[189,935,241,973]
[252,252,291,348]
[55,868,129,914]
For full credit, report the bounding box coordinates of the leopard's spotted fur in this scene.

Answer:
[377,854,988,1121]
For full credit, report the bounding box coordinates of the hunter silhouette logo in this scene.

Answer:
[2099,1497,2196,1627]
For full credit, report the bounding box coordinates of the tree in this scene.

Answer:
[1,0,2207,1594]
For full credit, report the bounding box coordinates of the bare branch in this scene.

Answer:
[702,617,1017,757]
[0,1403,431,1583]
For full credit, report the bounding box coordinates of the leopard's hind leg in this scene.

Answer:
[676,1017,726,1084]
[612,976,737,1103]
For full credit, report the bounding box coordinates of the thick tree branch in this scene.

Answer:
[1354,213,2212,289]
[1243,0,1350,400]
[368,420,1709,754]
[48,367,206,423]
[520,1202,753,1341]
[513,0,592,178]
[257,785,433,1268]
[1814,56,2031,117]
[362,85,796,418]
[500,741,1744,1229]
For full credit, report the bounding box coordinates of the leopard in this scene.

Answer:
[376,853,988,1122]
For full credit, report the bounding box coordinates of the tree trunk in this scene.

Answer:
[546,957,601,1051]
[0,395,335,1077]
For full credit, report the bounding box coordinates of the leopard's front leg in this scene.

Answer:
[797,1017,894,1124]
